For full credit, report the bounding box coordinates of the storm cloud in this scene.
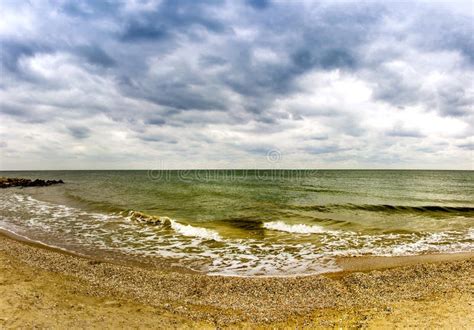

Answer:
[0,0,472,170]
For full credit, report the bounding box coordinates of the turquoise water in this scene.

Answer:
[0,170,473,275]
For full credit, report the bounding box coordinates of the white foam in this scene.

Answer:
[1,191,473,277]
[467,228,474,240]
[168,219,222,241]
[0,224,86,257]
[263,221,331,234]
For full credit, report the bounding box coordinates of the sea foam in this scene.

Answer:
[127,210,222,241]
[263,221,330,234]
[167,219,222,241]
[1,191,472,277]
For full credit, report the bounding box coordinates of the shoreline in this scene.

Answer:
[2,227,473,278]
[0,227,198,274]
[2,184,473,279]
[0,232,473,327]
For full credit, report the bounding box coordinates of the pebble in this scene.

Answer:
[0,234,472,327]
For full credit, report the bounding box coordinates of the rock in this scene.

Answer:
[30,179,45,187]
[0,177,65,189]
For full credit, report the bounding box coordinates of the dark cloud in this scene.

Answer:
[0,103,47,123]
[60,0,118,18]
[246,0,270,10]
[386,126,424,138]
[67,126,91,139]
[145,117,166,126]
[139,134,178,144]
[410,8,474,65]
[370,70,421,107]
[0,0,472,169]
[0,40,50,74]
[119,0,227,43]
[436,84,472,117]
[292,48,357,71]
[240,144,278,156]
[120,20,169,42]
[416,146,435,153]
[76,45,116,67]
[121,80,228,112]
[199,55,227,67]
[457,142,474,150]
[309,135,329,141]
[304,145,350,155]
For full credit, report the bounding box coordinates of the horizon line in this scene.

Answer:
[1,168,473,172]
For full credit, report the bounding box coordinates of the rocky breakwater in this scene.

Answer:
[0,177,64,188]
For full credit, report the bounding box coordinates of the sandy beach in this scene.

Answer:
[2,0,473,327]
[0,232,472,329]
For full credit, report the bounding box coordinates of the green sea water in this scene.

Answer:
[0,170,473,275]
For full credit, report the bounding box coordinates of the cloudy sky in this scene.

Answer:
[0,0,473,170]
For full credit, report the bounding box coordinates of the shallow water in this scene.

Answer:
[0,170,473,275]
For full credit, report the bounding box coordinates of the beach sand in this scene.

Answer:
[0,233,473,328]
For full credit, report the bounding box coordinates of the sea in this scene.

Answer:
[0,170,473,276]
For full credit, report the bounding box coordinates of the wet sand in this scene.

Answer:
[0,233,473,328]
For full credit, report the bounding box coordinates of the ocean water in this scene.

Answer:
[0,170,473,276]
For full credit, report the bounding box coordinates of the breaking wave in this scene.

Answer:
[220,217,264,231]
[263,221,335,234]
[126,210,221,241]
[0,191,472,276]
[167,219,222,241]
[127,210,164,224]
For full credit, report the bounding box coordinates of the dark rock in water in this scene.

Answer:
[0,177,65,188]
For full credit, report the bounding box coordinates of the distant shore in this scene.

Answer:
[0,232,472,328]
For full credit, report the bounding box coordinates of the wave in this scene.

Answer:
[263,221,333,234]
[294,203,474,214]
[467,228,474,240]
[311,217,351,226]
[167,219,222,241]
[126,210,222,241]
[220,217,264,231]
[127,210,165,224]
[351,204,474,213]
[1,192,472,277]
[64,192,125,213]
[301,188,347,194]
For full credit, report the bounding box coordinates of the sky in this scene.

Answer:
[0,0,473,170]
